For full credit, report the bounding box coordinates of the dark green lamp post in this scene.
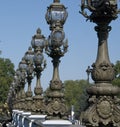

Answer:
[80,0,120,126]
[45,0,68,120]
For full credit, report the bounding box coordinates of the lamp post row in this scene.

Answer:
[7,0,68,120]
[7,0,120,126]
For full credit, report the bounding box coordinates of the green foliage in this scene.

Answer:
[112,60,120,87]
[64,79,90,119]
[0,58,15,104]
[114,61,120,77]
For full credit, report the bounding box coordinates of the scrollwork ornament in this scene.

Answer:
[112,97,120,127]
[25,99,32,111]
[81,99,99,127]
[31,99,46,114]
[46,98,68,119]
[96,96,113,119]
[90,112,99,126]
[50,80,63,90]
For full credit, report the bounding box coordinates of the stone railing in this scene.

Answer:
[8,110,72,127]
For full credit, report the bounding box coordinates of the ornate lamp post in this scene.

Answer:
[31,28,46,114]
[24,46,34,111]
[7,83,14,114]
[18,57,27,110]
[80,0,120,126]
[15,69,22,110]
[12,73,19,109]
[45,0,68,120]
[12,68,26,111]
[86,66,92,84]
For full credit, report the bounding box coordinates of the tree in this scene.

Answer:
[64,79,90,119]
[112,60,120,87]
[0,58,15,104]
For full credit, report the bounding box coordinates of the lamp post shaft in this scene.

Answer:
[52,58,60,81]
[95,25,110,64]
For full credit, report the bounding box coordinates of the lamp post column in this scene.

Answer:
[18,57,27,111]
[80,0,120,126]
[24,47,34,112]
[31,28,46,115]
[45,0,68,120]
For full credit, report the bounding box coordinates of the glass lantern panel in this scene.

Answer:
[53,31,63,41]
[51,40,62,47]
[19,62,27,70]
[16,70,21,77]
[33,54,44,64]
[25,54,33,63]
[47,11,52,21]
[51,10,65,21]
[31,39,45,48]
[34,39,45,47]
[26,65,34,75]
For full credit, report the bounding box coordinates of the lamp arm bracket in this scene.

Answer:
[87,0,96,11]
[79,10,90,20]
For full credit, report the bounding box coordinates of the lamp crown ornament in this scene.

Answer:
[80,0,120,23]
[31,28,46,52]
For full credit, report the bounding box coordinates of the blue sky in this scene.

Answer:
[0,0,120,90]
